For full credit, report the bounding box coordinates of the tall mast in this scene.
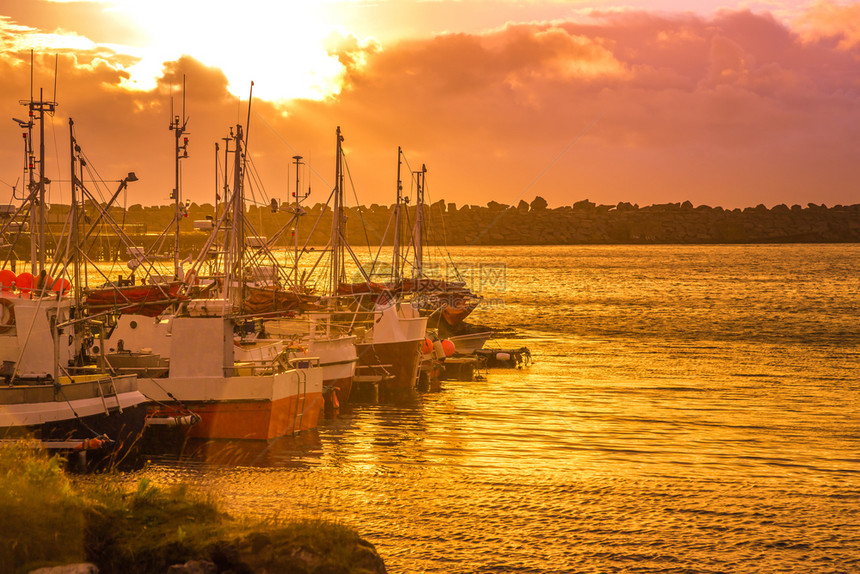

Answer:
[392,147,402,284]
[36,88,49,276]
[412,164,426,281]
[22,107,36,273]
[68,119,84,364]
[229,124,246,312]
[330,126,344,296]
[221,133,232,212]
[169,75,189,279]
[293,154,303,289]
[219,130,233,264]
[20,86,56,276]
[68,119,81,306]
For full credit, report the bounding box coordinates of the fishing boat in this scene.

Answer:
[261,313,357,407]
[318,130,427,393]
[351,301,426,392]
[135,313,323,440]
[87,119,326,440]
[0,88,147,459]
[394,277,483,332]
[0,292,147,447]
[184,121,358,409]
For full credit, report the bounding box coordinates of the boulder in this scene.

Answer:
[166,561,217,574]
[28,565,98,574]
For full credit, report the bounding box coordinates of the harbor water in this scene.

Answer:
[139,244,859,573]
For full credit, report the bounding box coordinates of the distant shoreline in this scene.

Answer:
[18,200,860,259]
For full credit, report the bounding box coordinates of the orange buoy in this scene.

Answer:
[441,339,456,357]
[74,437,105,451]
[38,274,53,295]
[52,278,71,295]
[15,272,34,295]
[0,269,15,292]
[421,337,434,355]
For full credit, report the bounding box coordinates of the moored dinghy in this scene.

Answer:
[447,331,494,355]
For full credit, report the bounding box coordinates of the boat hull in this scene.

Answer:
[448,332,494,355]
[308,335,356,404]
[0,375,149,463]
[355,339,422,392]
[138,368,324,440]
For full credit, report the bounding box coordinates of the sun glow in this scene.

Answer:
[95,0,356,101]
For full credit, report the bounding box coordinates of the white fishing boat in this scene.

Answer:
[352,302,426,391]
[0,85,147,456]
[0,291,147,444]
[262,313,357,405]
[87,121,326,440]
[134,314,323,440]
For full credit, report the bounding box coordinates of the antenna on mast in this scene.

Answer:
[182,75,187,127]
[52,54,58,104]
[244,81,254,149]
[169,74,190,279]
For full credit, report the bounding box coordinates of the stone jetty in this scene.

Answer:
[15,199,860,262]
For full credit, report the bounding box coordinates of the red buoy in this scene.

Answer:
[52,277,71,295]
[0,269,15,292]
[15,272,34,294]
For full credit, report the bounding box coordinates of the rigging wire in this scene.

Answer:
[342,154,374,260]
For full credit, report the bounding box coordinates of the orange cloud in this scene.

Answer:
[1,8,860,213]
[796,0,860,50]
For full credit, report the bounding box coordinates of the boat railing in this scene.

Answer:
[230,354,320,377]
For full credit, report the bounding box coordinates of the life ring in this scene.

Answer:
[0,298,16,334]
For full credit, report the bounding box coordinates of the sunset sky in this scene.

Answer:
[0,0,858,209]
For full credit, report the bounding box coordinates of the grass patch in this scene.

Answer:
[0,441,86,571]
[0,442,385,574]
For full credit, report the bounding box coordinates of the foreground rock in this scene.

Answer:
[28,566,98,574]
[2,444,385,574]
[85,508,387,574]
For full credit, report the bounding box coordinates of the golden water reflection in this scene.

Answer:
[126,245,858,572]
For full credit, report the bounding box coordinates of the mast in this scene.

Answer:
[229,124,246,312]
[392,147,403,284]
[22,108,36,273]
[169,75,189,279]
[412,164,427,281]
[68,119,84,364]
[68,120,81,305]
[219,130,233,264]
[20,87,56,277]
[214,141,220,215]
[36,89,47,276]
[330,126,345,296]
[292,154,303,289]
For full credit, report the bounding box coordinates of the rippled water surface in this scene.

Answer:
[142,244,860,573]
